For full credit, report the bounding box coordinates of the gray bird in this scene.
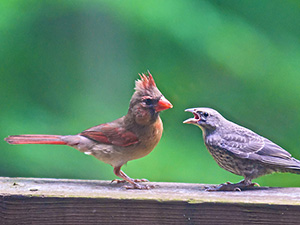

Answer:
[184,107,300,191]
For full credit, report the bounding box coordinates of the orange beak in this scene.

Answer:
[155,96,173,112]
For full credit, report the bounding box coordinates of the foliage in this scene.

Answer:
[1,0,300,187]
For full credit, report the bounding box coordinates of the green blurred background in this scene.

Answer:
[1,0,300,187]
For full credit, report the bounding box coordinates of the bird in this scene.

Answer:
[4,71,173,189]
[183,107,300,191]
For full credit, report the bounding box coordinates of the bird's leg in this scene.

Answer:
[206,179,260,191]
[111,166,153,190]
[111,167,149,183]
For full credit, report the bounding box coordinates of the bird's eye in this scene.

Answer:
[203,112,209,117]
[143,98,153,105]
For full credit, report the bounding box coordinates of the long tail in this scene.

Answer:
[4,135,67,145]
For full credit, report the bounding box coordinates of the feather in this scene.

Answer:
[80,122,139,147]
[135,71,156,92]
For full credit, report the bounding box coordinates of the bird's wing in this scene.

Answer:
[253,138,300,168]
[257,138,291,159]
[218,129,292,159]
[216,130,298,168]
[215,132,265,158]
[80,120,139,147]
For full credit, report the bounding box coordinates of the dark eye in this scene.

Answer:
[143,98,153,105]
[203,112,209,117]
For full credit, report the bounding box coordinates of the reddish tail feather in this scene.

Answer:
[4,135,67,145]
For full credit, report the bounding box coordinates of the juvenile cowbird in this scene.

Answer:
[184,107,300,191]
[5,72,173,189]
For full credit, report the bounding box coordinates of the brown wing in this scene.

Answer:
[80,120,139,147]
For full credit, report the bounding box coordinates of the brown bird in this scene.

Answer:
[5,72,173,189]
[184,107,300,191]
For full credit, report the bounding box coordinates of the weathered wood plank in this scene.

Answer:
[0,177,300,224]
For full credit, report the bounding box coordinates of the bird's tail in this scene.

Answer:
[4,135,67,145]
[281,158,300,174]
[287,168,300,174]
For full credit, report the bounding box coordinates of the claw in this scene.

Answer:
[124,183,154,190]
[133,178,149,183]
[205,180,260,191]
[233,187,242,192]
[251,182,260,187]
[111,179,126,184]
[111,178,149,184]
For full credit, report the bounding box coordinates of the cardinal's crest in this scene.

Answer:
[135,71,157,92]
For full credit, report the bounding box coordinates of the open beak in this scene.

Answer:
[183,108,200,124]
[155,96,173,112]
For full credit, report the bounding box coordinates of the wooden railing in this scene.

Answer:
[0,177,300,224]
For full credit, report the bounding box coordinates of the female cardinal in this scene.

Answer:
[5,72,173,189]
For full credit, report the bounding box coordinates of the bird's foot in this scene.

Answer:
[250,182,260,187]
[205,180,260,192]
[111,178,149,184]
[111,179,124,184]
[124,183,155,190]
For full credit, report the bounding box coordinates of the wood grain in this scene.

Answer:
[0,177,300,224]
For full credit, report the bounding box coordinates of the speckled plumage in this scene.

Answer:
[184,107,300,191]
